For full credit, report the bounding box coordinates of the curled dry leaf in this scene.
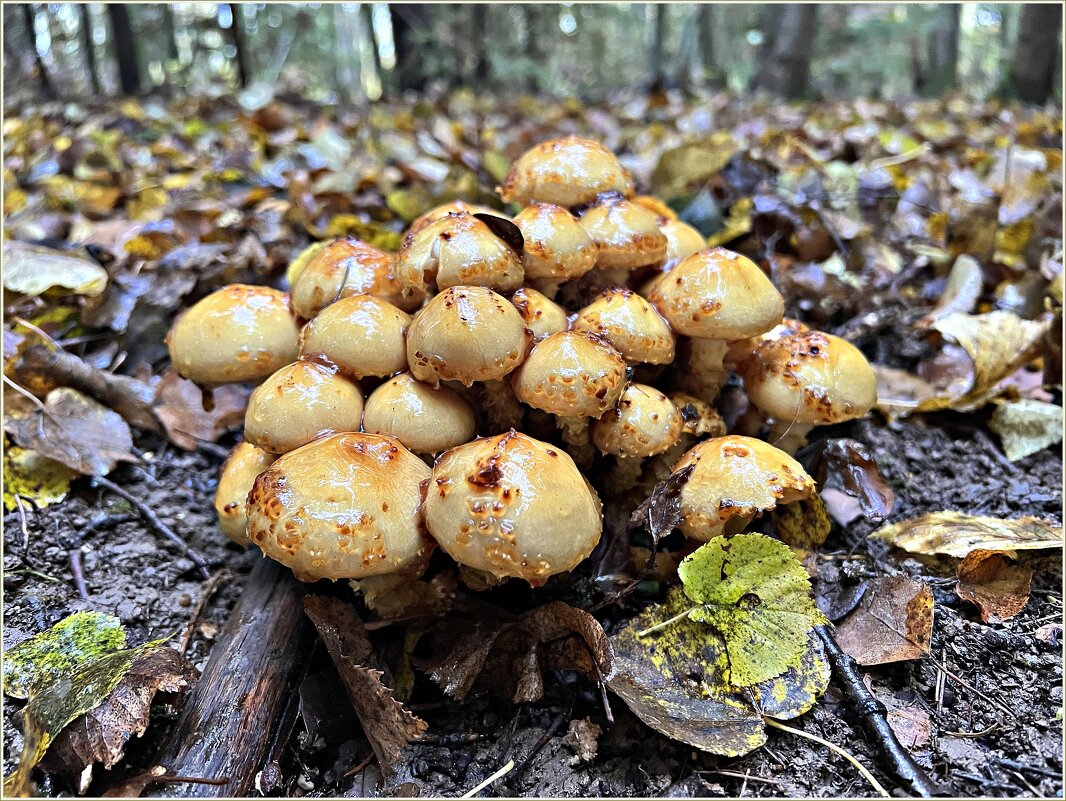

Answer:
[2,241,109,298]
[869,511,1063,558]
[954,550,1034,624]
[628,463,693,570]
[886,706,931,751]
[810,438,895,520]
[833,576,933,666]
[988,399,1064,462]
[153,370,249,451]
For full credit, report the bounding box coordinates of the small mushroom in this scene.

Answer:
[512,202,597,296]
[246,432,433,581]
[657,216,707,272]
[166,284,299,385]
[579,195,668,271]
[290,237,417,319]
[499,136,632,208]
[362,372,476,457]
[213,441,275,546]
[244,361,363,454]
[591,383,683,492]
[632,195,677,220]
[638,391,728,494]
[671,435,815,541]
[299,294,411,380]
[511,287,569,342]
[425,430,603,586]
[409,200,506,235]
[572,287,675,365]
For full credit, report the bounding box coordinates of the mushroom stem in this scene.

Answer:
[604,456,645,495]
[480,380,525,433]
[458,565,508,591]
[766,419,816,455]
[675,338,730,403]
[557,415,596,470]
[530,277,563,300]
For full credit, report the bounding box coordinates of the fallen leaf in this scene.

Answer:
[2,241,108,298]
[955,550,1033,624]
[988,399,1064,462]
[869,512,1063,558]
[652,135,737,199]
[922,254,983,323]
[815,578,869,623]
[771,492,831,555]
[628,463,694,570]
[153,370,249,451]
[886,706,931,750]
[2,445,77,512]
[834,576,933,666]
[814,439,895,520]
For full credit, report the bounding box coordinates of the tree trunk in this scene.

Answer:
[753,4,782,91]
[918,4,961,97]
[470,4,489,85]
[697,4,720,88]
[78,4,100,95]
[759,4,818,98]
[21,4,56,99]
[389,4,428,92]
[223,4,249,88]
[106,4,140,95]
[161,3,179,62]
[647,4,667,91]
[1007,4,1062,104]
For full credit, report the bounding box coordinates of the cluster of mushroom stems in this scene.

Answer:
[167,136,877,589]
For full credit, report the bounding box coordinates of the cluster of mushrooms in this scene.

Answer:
[167,136,878,591]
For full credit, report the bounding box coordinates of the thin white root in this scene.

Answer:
[460,759,516,799]
[763,718,890,798]
[558,416,596,470]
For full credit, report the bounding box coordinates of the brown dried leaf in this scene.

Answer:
[869,512,1063,558]
[473,213,524,256]
[834,576,933,666]
[886,706,931,750]
[153,370,249,451]
[955,550,1033,624]
[814,439,895,520]
[628,463,693,569]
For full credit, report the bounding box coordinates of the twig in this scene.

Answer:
[763,718,889,798]
[178,570,232,655]
[704,769,785,787]
[992,757,1061,779]
[927,656,1017,719]
[2,374,47,413]
[460,759,515,799]
[69,548,91,601]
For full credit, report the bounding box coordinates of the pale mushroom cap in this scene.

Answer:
[513,203,597,281]
[579,197,668,269]
[214,441,275,546]
[725,318,811,369]
[672,436,815,541]
[425,431,603,585]
[591,383,684,458]
[741,331,878,426]
[659,217,707,271]
[244,361,364,454]
[362,373,476,455]
[511,331,627,418]
[648,248,785,339]
[409,201,506,236]
[290,237,417,318]
[166,284,299,385]
[246,433,433,581]
[499,136,632,207]
[572,287,676,365]
[511,287,569,342]
[632,195,677,220]
[406,286,532,386]
[299,294,411,379]
[396,212,523,296]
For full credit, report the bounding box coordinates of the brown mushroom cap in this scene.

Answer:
[668,392,727,438]
[406,286,532,387]
[409,201,506,236]
[425,431,603,585]
[214,441,275,546]
[499,136,632,207]
[166,284,299,385]
[658,217,707,271]
[290,237,417,318]
[362,372,476,455]
[648,248,785,339]
[591,383,683,458]
[725,318,811,370]
[511,331,627,418]
[511,287,569,342]
[299,294,411,379]
[579,196,668,270]
[741,331,878,426]
[512,203,597,282]
[572,287,676,364]
[244,361,364,454]
[246,433,433,581]
[672,435,815,541]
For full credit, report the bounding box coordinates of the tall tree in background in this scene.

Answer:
[1007,4,1061,104]
[756,4,818,98]
[696,4,720,88]
[106,4,140,94]
[161,4,179,63]
[78,4,100,94]
[917,4,960,96]
[470,4,489,85]
[647,4,667,90]
[21,3,56,99]
[224,4,249,88]
[389,4,428,92]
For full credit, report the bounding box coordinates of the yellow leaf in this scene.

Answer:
[127,186,168,221]
[869,511,1062,558]
[3,446,76,512]
[988,399,1064,462]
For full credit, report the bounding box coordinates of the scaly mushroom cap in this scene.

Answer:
[499,136,632,207]
[246,433,433,581]
[725,318,811,370]
[396,212,523,296]
[425,431,603,585]
[658,217,707,271]
[672,436,815,541]
[591,384,683,458]
[290,237,417,318]
[511,331,627,418]
[512,203,597,282]
[362,372,476,455]
[579,196,668,269]
[572,287,675,365]
[511,287,569,342]
[214,441,275,546]
[409,201,506,236]
[244,361,363,454]
[299,294,411,379]
[406,286,532,386]
[740,331,878,426]
[166,284,299,385]
[648,248,785,339]
[632,195,677,220]
[669,392,727,437]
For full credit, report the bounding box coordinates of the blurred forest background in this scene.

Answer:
[3,3,1062,107]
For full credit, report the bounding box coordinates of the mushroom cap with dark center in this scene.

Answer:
[499,136,632,207]
[572,287,675,365]
[591,383,683,458]
[511,331,627,418]
[512,203,597,282]
[214,441,275,546]
[579,196,668,270]
[299,294,411,379]
[362,372,476,455]
[290,237,417,318]
[511,287,569,342]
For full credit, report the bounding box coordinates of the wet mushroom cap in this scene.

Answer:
[591,383,683,458]
[672,435,815,541]
[409,201,506,235]
[425,430,603,585]
[166,284,299,385]
[406,286,532,386]
[512,203,597,282]
[579,197,668,270]
[499,135,633,207]
[669,392,727,437]
[511,287,569,342]
[658,217,707,271]
[299,294,411,379]
[290,237,416,318]
[632,195,677,220]
[246,432,433,581]
[572,287,676,365]
[511,331,627,418]
[244,361,363,454]
[362,372,476,455]
[725,318,812,370]
[214,441,275,546]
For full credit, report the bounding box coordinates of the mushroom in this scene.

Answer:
[591,383,684,492]
[511,330,627,468]
[657,216,707,272]
[671,435,815,541]
[511,287,569,342]
[579,194,668,272]
[499,136,632,208]
[724,318,812,436]
[298,294,411,380]
[246,432,433,581]
[572,287,675,366]
[244,360,363,454]
[166,284,299,385]
[738,330,878,454]
[640,391,728,488]
[213,441,275,546]
[512,202,597,297]
[425,430,603,586]
[632,195,677,220]
[409,200,506,236]
[362,372,476,458]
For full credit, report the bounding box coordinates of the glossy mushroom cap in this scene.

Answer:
[512,203,597,283]
[591,384,683,458]
[499,136,632,208]
[362,373,476,455]
[299,294,411,379]
[425,431,603,585]
[406,286,532,387]
[511,287,569,342]
[214,441,275,546]
[290,237,416,319]
[658,217,707,271]
[246,433,433,581]
[572,287,675,365]
[166,284,299,385]
[579,196,668,270]
[409,201,506,236]
[725,318,811,370]
[511,331,627,419]
[244,361,363,454]
[669,392,727,438]
[396,212,523,297]
[632,195,677,220]
[672,435,815,541]
[648,248,785,339]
